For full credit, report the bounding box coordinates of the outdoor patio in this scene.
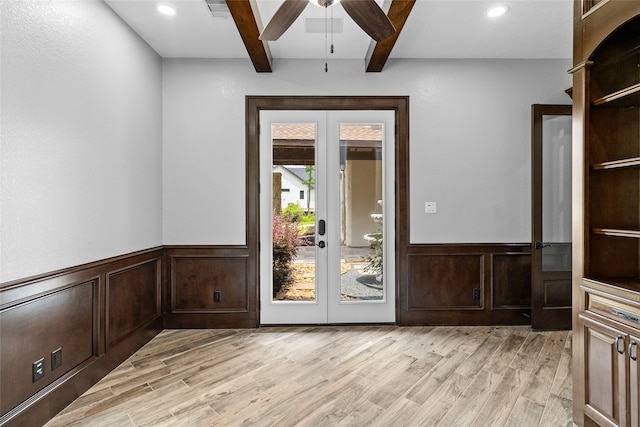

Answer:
[276,246,383,301]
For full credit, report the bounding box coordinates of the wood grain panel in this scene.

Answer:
[544,278,572,308]
[492,253,531,309]
[401,244,532,325]
[106,258,161,348]
[582,315,627,426]
[171,256,248,313]
[0,280,96,416]
[407,254,483,310]
[0,248,163,427]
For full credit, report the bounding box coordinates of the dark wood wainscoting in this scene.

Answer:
[163,246,257,329]
[0,248,163,427]
[399,244,532,325]
[0,241,531,426]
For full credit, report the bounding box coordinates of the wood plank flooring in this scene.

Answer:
[45,326,574,426]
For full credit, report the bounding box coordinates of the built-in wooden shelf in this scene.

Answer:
[576,7,640,427]
[592,157,640,170]
[592,228,640,238]
[592,82,640,107]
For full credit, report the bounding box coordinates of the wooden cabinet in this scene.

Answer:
[632,335,640,427]
[580,314,631,426]
[573,1,640,426]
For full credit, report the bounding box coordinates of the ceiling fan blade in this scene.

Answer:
[340,0,396,42]
[259,0,309,41]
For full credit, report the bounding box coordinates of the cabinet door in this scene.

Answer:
[581,315,628,427]
[630,335,640,427]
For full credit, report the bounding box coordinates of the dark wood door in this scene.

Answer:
[531,104,572,330]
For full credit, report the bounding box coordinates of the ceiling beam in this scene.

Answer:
[365,0,416,72]
[226,0,272,72]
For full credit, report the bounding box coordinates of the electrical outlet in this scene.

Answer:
[32,358,45,382]
[473,288,481,300]
[214,290,221,302]
[51,348,62,370]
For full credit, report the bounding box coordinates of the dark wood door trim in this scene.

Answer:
[246,96,410,325]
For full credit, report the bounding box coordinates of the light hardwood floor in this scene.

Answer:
[45,326,573,426]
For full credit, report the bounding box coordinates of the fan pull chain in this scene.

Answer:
[330,6,334,54]
[324,4,328,72]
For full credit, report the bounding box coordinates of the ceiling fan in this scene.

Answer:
[259,0,396,42]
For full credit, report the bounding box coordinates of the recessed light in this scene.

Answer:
[156,4,176,16]
[487,5,509,18]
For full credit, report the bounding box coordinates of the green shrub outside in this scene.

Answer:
[272,211,303,297]
[282,203,303,222]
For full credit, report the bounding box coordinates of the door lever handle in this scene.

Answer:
[534,240,552,250]
[316,240,326,249]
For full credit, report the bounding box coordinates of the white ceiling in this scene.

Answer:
[104,0,573,61]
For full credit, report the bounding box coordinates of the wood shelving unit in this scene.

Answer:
[573,3,640,426]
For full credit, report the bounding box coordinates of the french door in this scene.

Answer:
[259,110,395,324]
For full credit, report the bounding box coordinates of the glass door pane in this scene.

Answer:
[271,123,317,302]
[542,114,572,271]
[339,124,384,302]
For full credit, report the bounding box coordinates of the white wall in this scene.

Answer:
[1,1,163,283]
[163,58,571,245]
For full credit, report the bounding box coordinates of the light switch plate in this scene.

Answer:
[425,202,437,214]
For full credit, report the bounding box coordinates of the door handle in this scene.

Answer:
[316,240,326,249]
[630,341,638,361]
[534,240,552,250]
[318,219,326,236]
[616,336,625,355]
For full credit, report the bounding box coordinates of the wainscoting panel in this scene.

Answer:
[399,244,531,325]
[0,280,96,416]
[0,248,163,427]
[106,258,162,347]
[163,246,257,329]
[0,242,532,426]
[492,253,532,309]
[171,256,248,313]
[407,253,484,310]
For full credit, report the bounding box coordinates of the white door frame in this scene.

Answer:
[259,110,395,325]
